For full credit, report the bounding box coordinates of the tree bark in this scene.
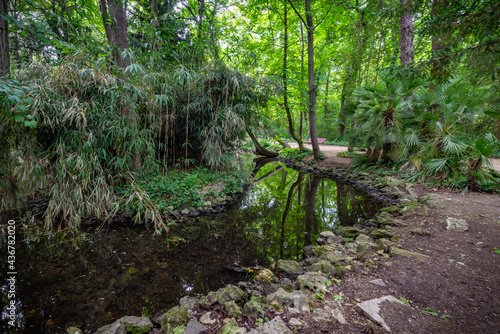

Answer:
[399,0,414,65]
[431,0,450,81]
[0,0,9,77]
[99,0,130,70]
[283,0,304,150]
[100,0,141,171]
[246,128,279,157]
[305,0,320,159]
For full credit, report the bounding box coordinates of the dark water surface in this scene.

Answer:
[1,157,383,333]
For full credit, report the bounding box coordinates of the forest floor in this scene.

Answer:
[285,143,500,333]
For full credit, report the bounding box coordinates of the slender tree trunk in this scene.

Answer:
[299,23,305,143]
[304,174,319,246]
[323,68,330,127]
[283,1,303,150]
[374,29,384,85]
[430,0,450,82]
[399,0,414,65]
[305,0,320,159]
[0,0,9,77]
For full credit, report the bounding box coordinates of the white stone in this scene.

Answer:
[446,217,468,231]
[357,295,404,332]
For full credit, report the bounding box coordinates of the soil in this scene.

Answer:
[279,144,500,333]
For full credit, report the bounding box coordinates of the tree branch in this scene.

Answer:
[315,0,349,29]
[286,0,306,26]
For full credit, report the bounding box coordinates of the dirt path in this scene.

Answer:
[290,143,500,172]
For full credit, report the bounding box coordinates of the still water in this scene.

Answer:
[0,157,383,333]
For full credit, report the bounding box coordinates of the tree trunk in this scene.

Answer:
[305,0,320,159]
[283,0,303,150]
[399,0,414,65]
[431,0,450,81]
[280,173,302,258]
[246,128,279,157]
[100,0,141,171]
[0,0,9,77]
[323,68,330,127]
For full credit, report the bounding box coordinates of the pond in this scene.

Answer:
[0,157,383,333]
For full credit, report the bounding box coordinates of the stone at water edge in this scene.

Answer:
[96,316,153,334]
[224,301,243,318]
[161,306,189,334]
[218,284,246,302]
[180,296,200,310]
[446,217,468,231]
[255,268,277,284]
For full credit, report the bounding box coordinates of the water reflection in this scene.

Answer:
[0,156,383,333]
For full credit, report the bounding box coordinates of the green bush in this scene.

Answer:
[279,148,314,162]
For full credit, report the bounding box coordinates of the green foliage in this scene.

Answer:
[347,76,500,191]
[115,168,247,214]
[424,307,438,317]
[279,148,314,162]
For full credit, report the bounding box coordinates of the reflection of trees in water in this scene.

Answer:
[243,160,382,263]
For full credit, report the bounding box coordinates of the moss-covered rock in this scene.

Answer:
[371,228,395,239]
[255,268,277,284]
[319,251,346,264]
[277,259,304,277]
[297,272,328,291]
[377,212,407,227]
[199,291,218,309]
[218,284,246,302]
[220,319,247,334]
[335,226,365,238]
[66,327,82,334]
[224,301,242,318]
[307,260,335,275]
[96,316,153,334]
[380,206,401,214]
[161,306,188,334]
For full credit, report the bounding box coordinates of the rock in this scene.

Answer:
[307,260,335,275]
[184,319,208,334]
[218,284,246,302]
[288,318,304,327]
[203,201,212,207]
[316,231,347,245]
[380,176,402,188]
[220,319,247,334]
[248,316,292,334]
[180,296,200,310]
[277,259,304,277]
[302,257,319,266]
[303,245,315,257]
[255,268,277,284]
[188,210,200,217]
[267,288,309,313]
[199,292,218,309]
[369,279,387,287]
[180,209,190,216]
[161,306,189,334]
[357,296,404,331]
[390,247,430,259]
[335,226,365,238]
[410,228,431,235]
[67,327,82,334]
[356,241,376,253]
[356,233,371,243]
[377,212,407,227]
[352,261,366,274]
[376,238,393,251]
[371,229,395,239]
[244,300,265,317]
[380,206,401,214]
[331,308,347,324]
[199,312,216,325]
[224,301,242,318]
[418,193,442,205]
[297,272,327,291]
[333,263,351,277]
[173,326,186,334]
[357,295,438,333]
[446,217,468,231]
[96,316,153,334]
[319,251,345,264]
